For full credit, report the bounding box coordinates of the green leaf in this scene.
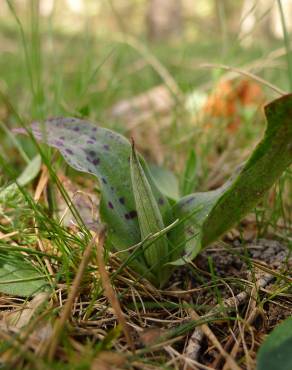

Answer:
[169,189,224,265]
[0,155,41,204]
[149,164,180,201]
[17,154,41,186]
[257,317,292,370]
[130,143,169,281]
[0,255,48,297]
[172,94,292,263]
[181,148,198,196]
[15,118,171,281]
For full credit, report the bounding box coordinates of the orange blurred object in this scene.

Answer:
[203,78,264,132]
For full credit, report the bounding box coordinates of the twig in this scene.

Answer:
[166,345,215,370]
[183,329,204,370]
[184,308,242,370]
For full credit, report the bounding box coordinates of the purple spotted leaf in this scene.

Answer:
[15,117,171,282]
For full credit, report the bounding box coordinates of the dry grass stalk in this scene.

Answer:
[96,229,135,352]
[33,165,54,276]
[221,272,274,370]
[200,63,286,96]
[43,233,97,360]
[184,271,274,367]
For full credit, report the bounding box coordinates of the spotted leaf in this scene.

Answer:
[15,118,171,281]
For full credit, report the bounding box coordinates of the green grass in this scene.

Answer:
[0,1,291,369]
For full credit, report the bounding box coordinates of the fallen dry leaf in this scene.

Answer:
[56,173,99,231]
[4,292,50,330]
[0,292,53,363]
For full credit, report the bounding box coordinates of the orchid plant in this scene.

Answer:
[16,94,292,287]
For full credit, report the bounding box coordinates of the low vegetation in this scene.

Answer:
[0,1,291,369]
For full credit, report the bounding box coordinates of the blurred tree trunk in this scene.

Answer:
[215,0,244,35]
[146,0,182,41]
[239,0,292,46]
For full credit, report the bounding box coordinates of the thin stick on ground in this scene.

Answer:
[166,345,215,370]
[184,307,242,370]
